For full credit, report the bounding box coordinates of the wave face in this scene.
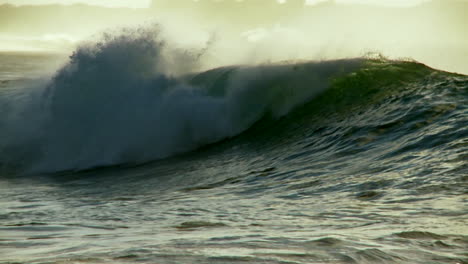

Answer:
[0,29,363,173]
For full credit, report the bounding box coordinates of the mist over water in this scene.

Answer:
[1,0,467,73]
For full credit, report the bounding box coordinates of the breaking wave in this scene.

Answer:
[0,28,363,173]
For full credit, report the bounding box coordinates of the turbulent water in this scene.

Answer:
[0,30,467,264]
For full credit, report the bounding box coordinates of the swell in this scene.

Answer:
[236,59,467,151]
[229,60,467,197]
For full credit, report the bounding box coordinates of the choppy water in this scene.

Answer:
[0,31,467,264]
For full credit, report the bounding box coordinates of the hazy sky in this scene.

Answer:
[0,0,149,8]
[0,0,435,8]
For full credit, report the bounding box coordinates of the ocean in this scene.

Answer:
[0,29,467,264]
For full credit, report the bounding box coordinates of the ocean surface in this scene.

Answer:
[0,31,467,264]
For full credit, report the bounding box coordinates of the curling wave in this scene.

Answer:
[0,29,363,173]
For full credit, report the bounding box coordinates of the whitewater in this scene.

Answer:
[0,27,467,264]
